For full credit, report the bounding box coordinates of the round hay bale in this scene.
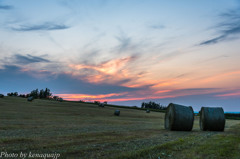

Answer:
[98,103,105,107]
[164,103,194,131]
[146,109,150,113]
[199,107,225,131]
[114,110,120,116]
[27,96,34,102]
[0,94,4,98]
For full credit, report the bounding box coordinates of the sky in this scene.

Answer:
[0,0,240,112]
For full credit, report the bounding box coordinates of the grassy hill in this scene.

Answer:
[0,97,240,159]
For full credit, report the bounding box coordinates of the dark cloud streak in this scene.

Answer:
[150,24,165,30]
[12,23,70,31]
[0,5,13,10]
[14,54,50,64]
[199,7,240,46]
[115,35,132,52]
[199,35,225,45]
[0,65,142,95]
[114,31,148,54]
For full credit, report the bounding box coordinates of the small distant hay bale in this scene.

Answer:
[164,103,194,131]
[114,110,120,116]
[146,109,150,113]
[103,101,107,105]
[57,98,63,102]
[0,94,4,98]
[98,103,105,107]
[199,107,225,131]
[27,96,34,102]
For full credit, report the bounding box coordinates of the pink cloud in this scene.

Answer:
[215,91,240,97]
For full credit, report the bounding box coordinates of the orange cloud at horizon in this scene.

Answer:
[68,56,137,84]
[55,87,224,103]
[56,93,176,102]
[56,92,127,101]
[215,91,240,97]
[155,90,172,94]
[66,53,240,102]
[201,70,240,82]
[69,56,135,74]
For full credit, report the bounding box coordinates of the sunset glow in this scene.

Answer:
[57,93,176,103]
[215,92,240,97]
[0,0,240,111]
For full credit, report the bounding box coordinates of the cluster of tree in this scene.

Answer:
[8,92,31,98]
[79,100,108,105]
[7,92,18,96]
[141,101,167,110]
[7,88,53,99]
[29,88,52,99]
[19,94,28,98]
[52,96,63,101]
[53,96,59,100]
[225,113,240,120]
[93,101,107,105]
[94,101,100,105]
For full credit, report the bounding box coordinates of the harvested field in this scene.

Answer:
[0,97,239,158]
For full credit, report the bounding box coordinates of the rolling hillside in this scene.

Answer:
[0,97,240,159]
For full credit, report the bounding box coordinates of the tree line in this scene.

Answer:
[141,101,167,110]
[6,88,61,100]
[4,90,166,110]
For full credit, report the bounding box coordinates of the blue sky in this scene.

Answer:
[0,0,240,112]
